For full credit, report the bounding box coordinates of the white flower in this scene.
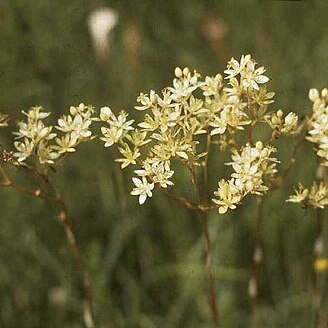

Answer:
[99,106,115,121]
[309,88,319,102]
[100,126,124,147]
[13,138,34,162]
[54,134,78,154]
[115,144,141,168]
[212,179,242,214]
[224,55,251,79]
[131,177,155,205]
[224,54,269,91]
[134,91,157,111]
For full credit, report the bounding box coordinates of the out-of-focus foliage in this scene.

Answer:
[0,0,328,327]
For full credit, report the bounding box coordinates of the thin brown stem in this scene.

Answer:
[0,163,95,328]
[56,203,94,328]
[165,192,215,212]
[36,177,95,328]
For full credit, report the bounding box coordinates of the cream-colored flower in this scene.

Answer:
[287,182,328,209]
[13,105,96,164]
[54,134,78,154]
[36,141,60,164]
[134,91,157,111]
[266,110,299,136]
[224,54,269,91]
[131,177,155,205]
[200,74,223,96]
[98,55,280,206]
[115,144,141,168]
[286,183,309,204]
[212,179,243,214]
[100,126,124,147]
[306,87,328,165]
[13,138,34,162]
[213,141,278,213]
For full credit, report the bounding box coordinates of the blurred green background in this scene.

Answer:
[1,0,328,327]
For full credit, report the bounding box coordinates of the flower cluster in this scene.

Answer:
[307,88,328,166]
[98,55,297,207]
[287,88,328,210]
[287,182,328,209]
[212,141,278,213]
[224,54,269,91]
[13,104,96,164]
[266,110,299,136]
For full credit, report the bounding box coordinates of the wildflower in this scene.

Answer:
[200,74,223,96]
[134,161,174,188]
[100,126,124,147]
[115,144,141,168]
[306,88,328,165]
[224,54,269,90]
[224,54,251,79]
[168,67,199,101]
[13,138,34,162]
[134,91,157,111]
[37,141,60,164]
[287,182,328,209]
[212,179,242,214]
[131,177,155,205]
[213,141,278,213]
[103,108,134,132]
[125,130,151,147]
[13,105,96,164]
[286,183,309,204]
[54,134,78,154]
[99,107,134,148]
[57,113,92,140]
[98,55,281,206]
[267,110,299,136]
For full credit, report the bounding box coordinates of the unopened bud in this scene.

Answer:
[183,67,190,76]
[174,67,182,78]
